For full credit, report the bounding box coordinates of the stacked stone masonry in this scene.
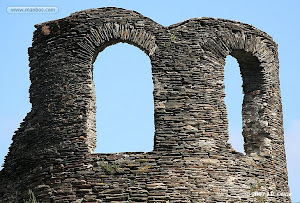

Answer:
[0,7,290,202]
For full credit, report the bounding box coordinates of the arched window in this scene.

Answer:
[224,55,244,154]
[93,43,154,153]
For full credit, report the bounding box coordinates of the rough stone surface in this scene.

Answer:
[0,7,290,202]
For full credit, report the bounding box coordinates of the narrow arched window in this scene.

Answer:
[224,55,244,154]
[93,43,154,153]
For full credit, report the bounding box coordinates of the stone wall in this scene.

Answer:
[0,7,290,202]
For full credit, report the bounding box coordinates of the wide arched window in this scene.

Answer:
[93,43,154,153]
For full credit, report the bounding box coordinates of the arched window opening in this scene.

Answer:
[93,43,154,153]
[231,50,264,155]
[224,55,245,154]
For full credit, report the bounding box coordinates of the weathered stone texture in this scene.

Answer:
[0,7,290,202]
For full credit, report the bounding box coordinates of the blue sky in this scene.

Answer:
[0,0,299,201]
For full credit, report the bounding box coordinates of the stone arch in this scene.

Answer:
[229,49,265,155]
[75,23,158,153]
[165,18,283,157]
[217,29,281,157]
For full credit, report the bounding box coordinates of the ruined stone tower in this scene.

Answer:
[0,7,290,202]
